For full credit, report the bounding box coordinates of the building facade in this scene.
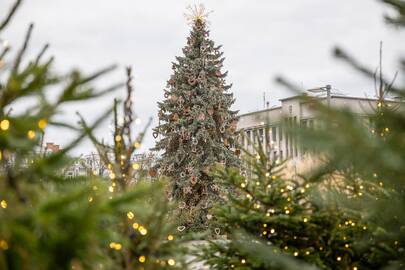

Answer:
[237,92,397,168]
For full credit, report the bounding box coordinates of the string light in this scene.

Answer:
[88,197,93,202]
[167,259,176,266]
[293,251,299,256]
[303,217,308,223]
[133,223,139,229]
[108,186,114,192]
[167,235,174,241]
[0,119,10,131]
[115,135,122,142]
[1,200,7,209]
[127,211,134,219]
[240,183,246,188]
[109,242,122,250]
[38,119,47,129]
[139,255,146,263]
[336,256,342,261]
[134,142,141,149]
[241,259,246,264]
[132,163,140,170]
[27,130,36,139]
[139,226,148,235]
[0,240,8,250]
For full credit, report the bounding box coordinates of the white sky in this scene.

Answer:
[1,0,404,154]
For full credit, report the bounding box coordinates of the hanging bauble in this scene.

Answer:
[183,186,192,194]
[235,149,241,156]
[224,138,229,146]
[168,78,175,85]
[215,70,222,77]
[198,71,206,81]
[192,147,198,153]
[192,137,198,145]
[188,76,197,86]
[148,168,157,177]
[177,225,186,232]
[198,112,206,121]
[190,176,197,185]
[211,184,219,192]
[214,228,221,235]
[179,201,186,209]
[164,91,169,98]
[180,171,186,178]
[207,108,214,116]
[183,107,191,115]
[172,113,179,122]
[206,214,212,220]
[152,131,159,138]
[220,125,226,133]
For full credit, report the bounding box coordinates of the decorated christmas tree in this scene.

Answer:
[152,5,240,231]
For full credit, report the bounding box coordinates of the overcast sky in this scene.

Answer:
[1,0,404,154]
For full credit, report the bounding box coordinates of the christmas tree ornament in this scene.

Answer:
[164,92,169,98]
[198,112,206,121]
[152,131,159,138]
[188,77,197,86]
[190,176,198,185]
[148,168,157,177]
[215,70,222,77]
[179,201,186,209]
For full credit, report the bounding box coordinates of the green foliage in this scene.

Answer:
[0,2,187,269]
[152,14,239,231]
[199,143,388,269]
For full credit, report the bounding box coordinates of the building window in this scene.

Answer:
[279,125,283,141]
[272,126,277,142]
[246,130,251,145]
[289,105,292,114]
[258,128,264,143]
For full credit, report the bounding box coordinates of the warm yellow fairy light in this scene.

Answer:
[132,163,140,170]
[139,226,148,235]
[92,185,98,190]
[271,175,277,180]
[167,235,174,241]
[305,251,310,255]
[27,130,36,139]
[285,209,290,214]
[132,223,139,229]
[353,267,358,270]
[262,231,267,235]
[1,200,7,209]
[270,228,275,234]
[168,259,176,266]
[256,155,260,160]
[345,243,350,248]
[241,259,246,264]
[127,211,134,219]
[337,256,342,261]
[139,255,146,263]
[88,197,93,202]
[246,194,252,199]
[293,251,299,257]
[109,173,116,180]
[134,142,141,149]
[263,223,267,228]
[109,242,122,250]
[0,240,8,250]
[0,119,10,131]
[38,119,47,129]
[303,217,308,223]
[363,226,367,230]
[115,135,122,142]
[265,172,270,177]
[108,186,114,192]
[284,246,288,250]
[240,183,246,188]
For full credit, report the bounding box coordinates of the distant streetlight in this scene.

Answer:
[307,85,332,107]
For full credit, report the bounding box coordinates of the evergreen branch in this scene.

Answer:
[12,23,33,74]
[0,0,22,32]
